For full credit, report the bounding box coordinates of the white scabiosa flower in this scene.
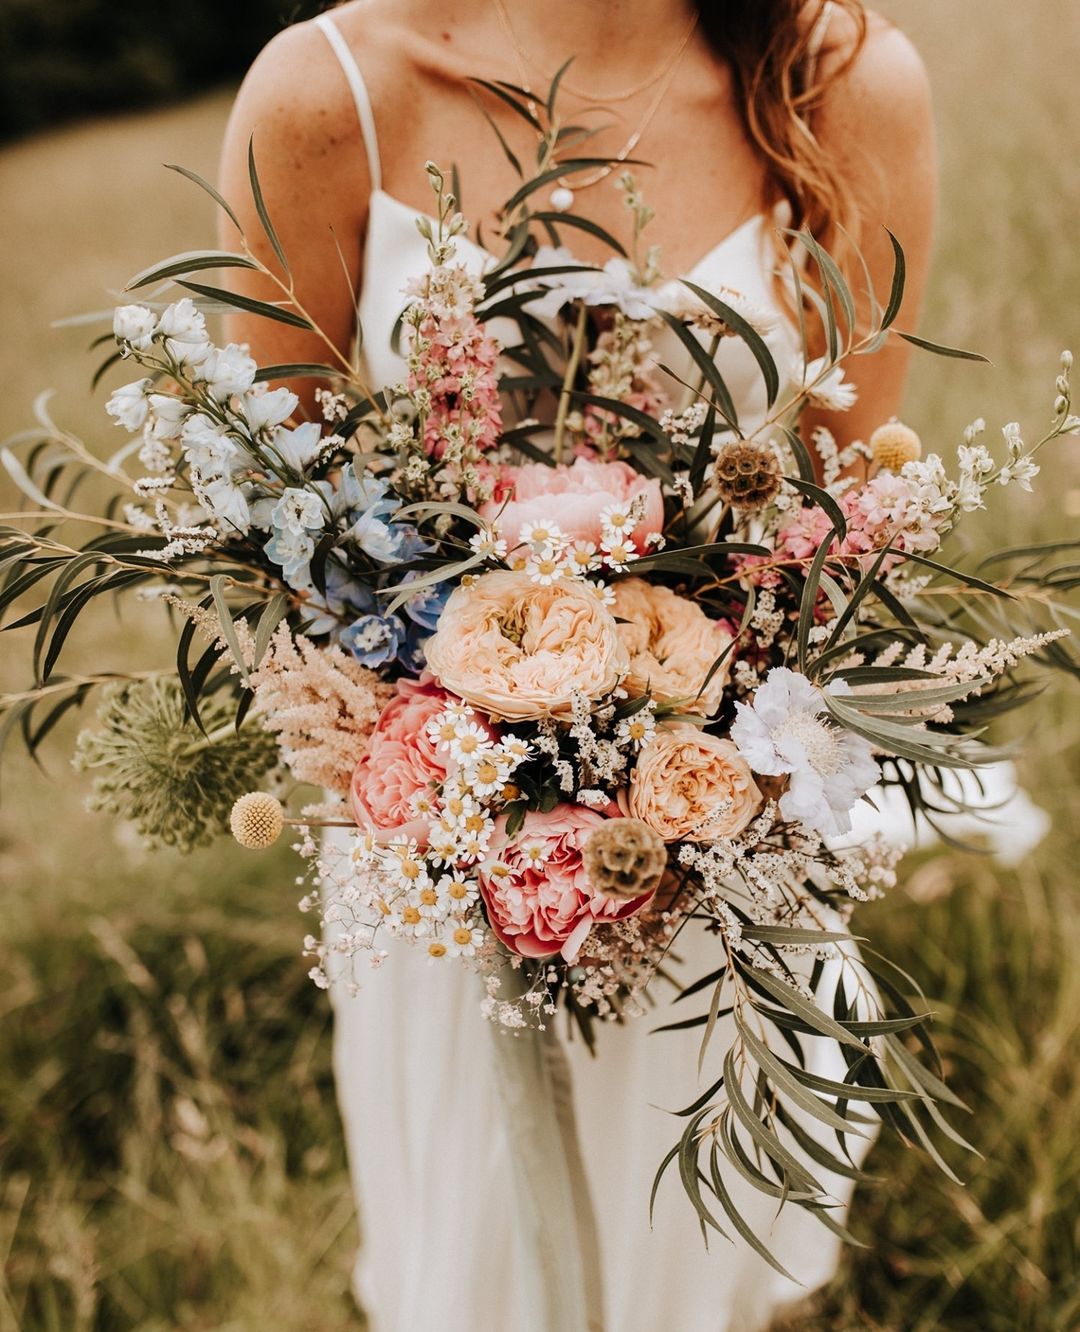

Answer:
[731,666,879,837]
[106,378,153,431]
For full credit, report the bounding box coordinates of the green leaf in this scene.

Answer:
[176,280,313,330]
[252,592,290,669]
[722,1051,823,1195]
[787,476,848,542]
[797,533,837,673]
[881,228,907,329]
[528,211,629,257]
[210,575,251,686]
[252,362,338,383]
[657,313,739,427]
[737,1018,871,1135]
[248,136,290,274]
[126,250,258,291]
[896,332,990,363]
[165,163,243,233]
[706,1134,801,1282]
[746,968,870,1054]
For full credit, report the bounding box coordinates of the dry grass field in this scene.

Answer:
[1,3,1079,1328]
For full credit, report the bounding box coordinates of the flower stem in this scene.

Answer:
[553,302,589,465]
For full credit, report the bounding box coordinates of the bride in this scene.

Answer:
[218,2,935,1328]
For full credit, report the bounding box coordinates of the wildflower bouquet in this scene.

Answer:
[3,83,1079,1269]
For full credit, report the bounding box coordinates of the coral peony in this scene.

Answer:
[350,678,454,843]
[626,726,762,843]
[612,578,733,716]
[423,570,629,721]
[480,805,654,961]
[478,456,663,553]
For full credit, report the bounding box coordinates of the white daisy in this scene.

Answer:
[437,871,480,915]
[525,546,566,586]
[444,923,486,958]
[469,527,508,560]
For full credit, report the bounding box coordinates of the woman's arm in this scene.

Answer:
[216,21,372,411]
[802,11,938,450]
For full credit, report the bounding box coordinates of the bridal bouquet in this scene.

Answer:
[3,84,1079,1265]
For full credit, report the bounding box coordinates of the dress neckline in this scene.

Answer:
[369,187,770,284]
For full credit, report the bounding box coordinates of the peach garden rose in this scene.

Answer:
[611,578,734,716]
[423,569,629,721]
[478,456,664,552]
[626,726,763,843]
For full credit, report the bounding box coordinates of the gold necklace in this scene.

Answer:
[492,0,699,105]
[492,0,698,212]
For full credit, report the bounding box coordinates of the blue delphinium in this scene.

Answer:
[340,613,405,669]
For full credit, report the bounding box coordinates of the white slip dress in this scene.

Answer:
[309,12,1043,1331]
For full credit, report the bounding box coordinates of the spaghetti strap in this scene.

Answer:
[805,0,836,84]
[314,13,383,193]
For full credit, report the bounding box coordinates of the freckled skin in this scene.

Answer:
[218,1,936,443]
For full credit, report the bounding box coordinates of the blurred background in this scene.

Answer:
[1,2,1078,1329]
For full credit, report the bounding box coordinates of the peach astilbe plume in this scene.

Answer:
[248,624,394,794]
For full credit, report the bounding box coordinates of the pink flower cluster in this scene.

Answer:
[743,470,947,588]
[479,455,664,551]
[408,310,503,459]
[350,676,655,962]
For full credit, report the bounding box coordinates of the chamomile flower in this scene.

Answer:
[437,871,480,914]
[599,503,635,535]
[520,519,565,551]
[469,527,508,560]
[429,830,464,866]
[415,881,446,919]
[444,923,486,958]
[391,895,432,939]
[584,578,617,607]
[449,721,491,763]
[525,545,566,585]
[498,735,533,766]
[458,833,494,863]
[407,789,439,823]
[601,537,639,571]
[387,850,433,893]
[426,939,449,959]
[439,790,480,829]
[616,709,658,750]
[566,540,601,575]
[466,752,508,798]
[519,837,552,869]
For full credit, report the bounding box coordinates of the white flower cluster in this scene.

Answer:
[479,502,660,588]
[106,299,325,536]
[321,703,534,964]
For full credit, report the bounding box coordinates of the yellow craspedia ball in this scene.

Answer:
[869,420,922,471]
[230,792,285,849]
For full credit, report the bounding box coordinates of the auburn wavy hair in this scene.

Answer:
[696,0,868,255]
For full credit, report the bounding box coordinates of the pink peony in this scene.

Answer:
[350,678,453,844]
[478,456,664,552]
[479,806,654,961]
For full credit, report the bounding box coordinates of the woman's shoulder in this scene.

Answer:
[228,4,416,160]
[808,5,934,192]
[817,7,931,121]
